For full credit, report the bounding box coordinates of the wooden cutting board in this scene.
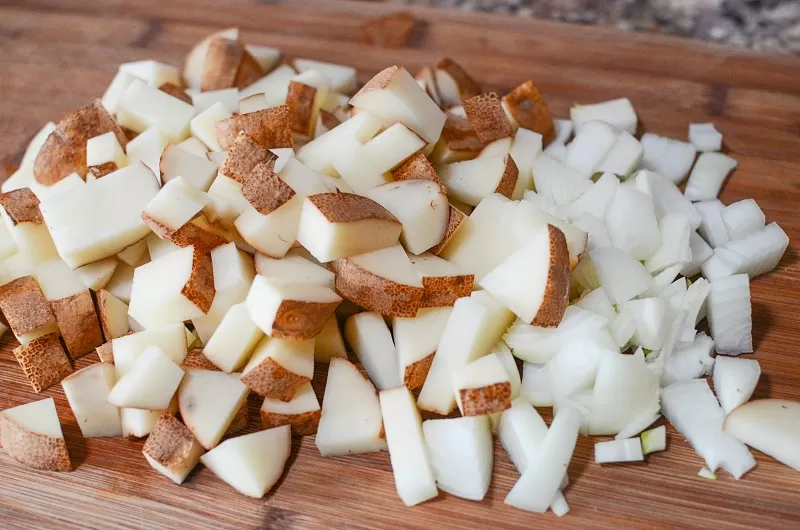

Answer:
[1,1,799,528]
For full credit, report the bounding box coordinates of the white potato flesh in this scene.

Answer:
[344,312,401,391]
[238,94,269,114]
[440,155,514,207]
[179,369,250,449]
[120,60,180,87]
[190,101,232,152]
[128,246,207,330]
[144,176,208,231]
[379,386,438,507]
[76,257,118,290]
[101,71,137,115]
[40,163,160,268]
[480,223,564,324]
[418,291,514,415]
[160,144,218,191]
[350,66,446,144]
[107,346,184,410]
[192,88,239,114]
[235,197,302,259]
[121,398,178,439]
[203,303,263,372]
[245,275,340,336]
[117,79,194,142]
[261,382,319,416]
[191,243,255,343]
[315,358,386,456]
[255,251,334,289]
[61,363,121,438]
[112,323,188,377]
[201,426,291,498]
[295,58,357,93]
[116,239,148,267]
[2,398,63,438]
[98,289,130,340]
[589,352,660,435]
[366,180,449,255]
[335,124,425,193]
[349,244,424,287]
[452,353,511,414]
[125,127,168,175]
[177,137,209,157]
[86,131,127,168]
[240,64,296,102]
[243,336,314,381]
[423,416,493,501]
[393,307,452,377]
[440,194,519,282]
[297,110,382,176]
[32,258,86,300]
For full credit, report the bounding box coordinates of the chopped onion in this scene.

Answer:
[707,274,752,355]
[605,185,661,260]
[721,199,765,241]
[566,171,619,222]
[641,425,667,454]
[713,357,760,414]
[590,247,653,304]
[595,131,643,178]
[570,98,637,135]
[521,362,554,406]
[595,437,644,464]
[688,122,722,152]
[565,121,618,177]
[681,231,714,277]
[636,169,701,229]
[644,213,693,274]
[662,332,715,386]
[639,133,697,184]
[694,199,730,249]
[684,152,737,202]
[697,467,718,480]
[661,379,755,478]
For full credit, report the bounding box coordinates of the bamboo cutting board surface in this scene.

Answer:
[1,1,800,528]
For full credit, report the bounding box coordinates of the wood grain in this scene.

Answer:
[1,1,800,528]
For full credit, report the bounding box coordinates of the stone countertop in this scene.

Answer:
[390,0,800,54]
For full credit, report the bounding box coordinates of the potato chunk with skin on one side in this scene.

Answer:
[61,362,122,438]
[260,382,321,435]
[13,333,73,393]
[241,336,314,400]
[142,413,205,484]
[296,193,401,263]
[245,275,340,340]
[0,398,71,472]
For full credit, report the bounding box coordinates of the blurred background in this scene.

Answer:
[389,0,800,53]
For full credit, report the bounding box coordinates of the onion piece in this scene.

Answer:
[713,357,760,414]
[635,169,701,229]
[724,399,800,471]
[521,362,554,407]
[688,123,722,152]
[589,352,660,435]
[504,405,581,513]
[605,186,661,260]
[572,213,612,251]
[641,425,667,454]
[595,437,644,464]
[697,467,717,480]
[504,306,608,364]
[681,231,714,277]
[615,410,660,440]
[694,199,730,249]
[574,287,615,319]
[564,121,618,177]
[707,274,752,355]
[595,131,643,178]
[662,332,715,387]
[570,98,637,135]
[661,379,755,478]
[721,199,764,241]
[684,152,737,202]
[644,214,693,274]
[566,171,619,222]
[639,133,697,184]
[678,278,711,344]
[590,247,653,304]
